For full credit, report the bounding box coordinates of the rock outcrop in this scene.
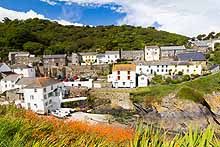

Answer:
[136,93,220,133]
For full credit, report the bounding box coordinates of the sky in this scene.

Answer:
[0,0,220,37]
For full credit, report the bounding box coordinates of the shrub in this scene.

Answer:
[177,86,204,103]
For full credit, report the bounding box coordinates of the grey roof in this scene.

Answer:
[78,52,97,56]
[24,77,61,89]
[0,63,4,68]
[209,64,219,70]
[136,60,193,66]
[10,64,33,69]
[160,45,186,51]
[177,52,206,61]
[122,50,144,53]
[16,77,35,86]
[3,74,20,82]
[145,46,160,49]
[96,54,105,58]
[191,40,211,47]
[105,51,120,55]
[43,54,67,59]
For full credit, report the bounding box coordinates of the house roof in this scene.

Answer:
[1,71,16,76]
[112,64,136,71]
[209,64,219,70]
[191,40,211,47]
[177,52,206,61]
[24,77,61,89]
[136,60,194,66]
[43,54,67,59]
[16,77,35,86]
[96,54,105,58]
[78,52,97,56]
[2,74,21,82]
[10,64,33,69]
[145,46,160,49]
[105,51,120,55]
[160,45,186,51]
[121,50,144,54]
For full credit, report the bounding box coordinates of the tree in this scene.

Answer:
[23,41,44,55]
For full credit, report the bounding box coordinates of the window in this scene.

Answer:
[123,82,126,85]
[51,85,53,90]
[128,76,130,80]
[30,95,34,100]
[12,84,14,88]
[117,71,120,75]
[162,65,164,68]
[43,88,46,92]
[44,95,47,99]
[117,76,120,80]
[196,65,198,68]
[5,84,7,88]
[157,65,159,68]
[162,69,164,72]
[157,69,159,72]
[34,104,38,108]
[187,69,189,72]
[128,71,130,75]
[139,68,142,71]
[45,102,48,106]
[48,92,53,97]
[49,99,52,104]
[141,77,145,80]
[34,89,37,92]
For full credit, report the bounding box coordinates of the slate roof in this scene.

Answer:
[16,77,35,86]
[177,52,206,61]
[105,51,120,55]
[10,64,32,69]
[78,52,97,56]
[209,64,219,70]
[191,40,211,47]
[145,46,160,49]
[43,54,67,59]
[160,45,186,51]
[24,77,61,89]
[112,64,136,71]
[3,74,21,82]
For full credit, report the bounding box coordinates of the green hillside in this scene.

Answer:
[131,73,220,104]
[0,18,188,60]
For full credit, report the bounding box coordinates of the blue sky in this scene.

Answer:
[0,0,125,26]
[1,0,220,36]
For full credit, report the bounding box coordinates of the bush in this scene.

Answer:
[177,86,204,103]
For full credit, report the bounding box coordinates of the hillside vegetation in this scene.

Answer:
[0,18,188,60]
[131,73,220,104]
[0,105,220,146]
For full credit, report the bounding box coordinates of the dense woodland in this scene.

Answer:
[0,18,189,60]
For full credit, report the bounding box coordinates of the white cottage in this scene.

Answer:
[108,64,136,88]
[0,74,22,93]
[11,64,36,78]
[138,74,149,87]
[22,77,64,114]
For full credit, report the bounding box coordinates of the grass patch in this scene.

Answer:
[131,73,220,104]
[176,86,204,103]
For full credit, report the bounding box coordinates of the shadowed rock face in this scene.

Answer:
[135,93,220,133]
